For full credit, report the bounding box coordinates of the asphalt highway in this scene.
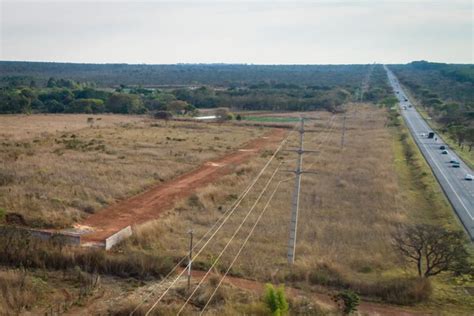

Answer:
[385,66,474,240]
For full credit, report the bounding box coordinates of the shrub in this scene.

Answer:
[0,208,5,222]
[0,270,40,315]
[0,168,15,186]
[0,228,174,279]
[354,277,432,305]
[263,284,289,316]
[333,290,359,315]
[153,110,172,121]
[308,264,348,288]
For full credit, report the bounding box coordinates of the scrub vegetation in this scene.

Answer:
[0,63,472,315]
[0,115,263,228]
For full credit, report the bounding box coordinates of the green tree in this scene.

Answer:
[106,93,144,114]
[381,96,398,108]
[448,125,467,148]
[66,99,104,113]
[166,100,190,114]
[333,290,360,315]
[263,284,289,316]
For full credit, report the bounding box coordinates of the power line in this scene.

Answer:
[199,176,293,314]
[176,163,283,315]
[141,128,295,315]
[133,115,336,314]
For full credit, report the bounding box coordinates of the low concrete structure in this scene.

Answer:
[104,225,132,250]
[0,225,81,245]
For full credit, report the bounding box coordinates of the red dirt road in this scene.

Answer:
[186,269,430,316]
[79,129,287,243]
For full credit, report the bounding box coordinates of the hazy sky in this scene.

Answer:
[0,0,472,64]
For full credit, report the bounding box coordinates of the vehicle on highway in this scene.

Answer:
[428,132,435,139]
[449,158,459,164]
[441,150,448,154]
[440,145,446,150]
[452,164,460,168]
[408,104,412,108]
[465,174,473,181]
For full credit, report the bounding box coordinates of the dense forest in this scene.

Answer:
[0,62,370,88]
[391,61,474,150]
[1,62,393,114]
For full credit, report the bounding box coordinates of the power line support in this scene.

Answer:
[285,117,318,264]
[187,230,193,292]
[341,114,346,149]
[287,118,304,264]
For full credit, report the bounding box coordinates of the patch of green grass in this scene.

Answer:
[241,116,300,123]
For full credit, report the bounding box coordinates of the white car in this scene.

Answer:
[465,174,473,181]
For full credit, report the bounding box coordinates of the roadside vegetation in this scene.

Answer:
[391,61,474,166]
[117,104,472,314]
[1,63,472,314]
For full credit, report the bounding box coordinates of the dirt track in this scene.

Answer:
[186,269,430,316]
[79,129,287,243]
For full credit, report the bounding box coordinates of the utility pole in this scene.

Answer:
[187,230,193,291]
[286,117,318,264]
[340,114,347,149]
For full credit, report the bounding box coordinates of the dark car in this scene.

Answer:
[439,145,446,150]
[452,164,460,168]
[441,150,448,154]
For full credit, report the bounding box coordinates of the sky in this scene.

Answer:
[0,0,472,64]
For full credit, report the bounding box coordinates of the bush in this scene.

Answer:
[308,264,348,288]
[354,277,432,305]
[0,208,5,223]
[264,284,289,316]
[0,270,40,315]
[333,290,359,315]
[0,228,174,279]
[153,110,172,121]
[0,168,15,186]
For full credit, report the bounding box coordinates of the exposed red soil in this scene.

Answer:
[79,129,287,243]
[186,269,430,316]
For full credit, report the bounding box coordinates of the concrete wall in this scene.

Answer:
[105,226,132,250]
[0,226,81,245]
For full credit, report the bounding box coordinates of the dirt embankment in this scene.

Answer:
[78,129,287,243]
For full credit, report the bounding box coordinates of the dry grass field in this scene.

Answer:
[0,114,265,228]
[120,104,472,314]
[1,107,471,315]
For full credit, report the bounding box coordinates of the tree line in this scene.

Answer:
[391,61,474,151]
[0,61,371,88]
[0,77,357,115]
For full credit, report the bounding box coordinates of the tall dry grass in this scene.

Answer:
[122,105,443,305]
[0,269,40,315]
[0,115,263,227]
